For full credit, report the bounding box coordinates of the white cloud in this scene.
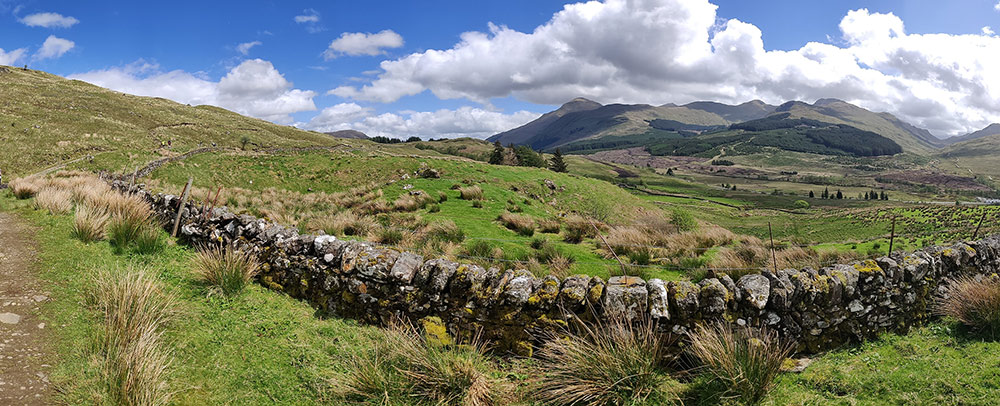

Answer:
[294,9,319,23]
[20,12,79,28]
[34,35,74,60]
[324,30,404,59]
[69,59,316,124]
[0,47,27,65]
[330,0,1000,136]
[995,1,1000,11]
[305,103,539,139]
[984,26,996,36]
[236,41,262,55]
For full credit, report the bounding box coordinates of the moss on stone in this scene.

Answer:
[853,259,883,274]
[420,316,453,347]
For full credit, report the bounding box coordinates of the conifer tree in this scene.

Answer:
[489,141,505,165]
[549,148,568,172]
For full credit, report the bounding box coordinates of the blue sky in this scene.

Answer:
[3,0,1000,138]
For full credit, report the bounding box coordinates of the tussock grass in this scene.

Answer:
[562,214,596,243]
[108,195,162,254]
[310,211,378,237]
[192,244,261,297]
[374,226,406,246]
[34,187,73,214]
[498,211,536,236]
[936,275,1000,338]
[533,317,682,406]
[458,185,484,200]
[538,219,561,234]
[72,204,109,243]
[89,265,175,406]
[688,322,795,405]
[10,176,42,199]
[335,322,510,405]
[426,220,465,243]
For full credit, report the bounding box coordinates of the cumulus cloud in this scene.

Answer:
[331,0,1000,136]
[20,12,78,28]
[995,1,1000,11]
[69,59,316,124]
[0,47,27,65]
[34,35,74,60]
[306,103,539,139]
[236,41,262,55]
[984,26,995,36]
[324,30,404,59]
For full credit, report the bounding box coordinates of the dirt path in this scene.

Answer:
[0,213,51,404]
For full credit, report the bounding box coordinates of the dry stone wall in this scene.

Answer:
[116,181,1000,355]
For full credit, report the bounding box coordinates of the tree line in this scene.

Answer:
[489,141,567,172]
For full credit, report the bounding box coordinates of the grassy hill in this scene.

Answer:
[0,65,337,178]
[774,99,940,154]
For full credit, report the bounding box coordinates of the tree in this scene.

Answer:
[513,145,546,167]
[489,141,505,165]
[549,148,568,172]
[836,190,843,199]
[666,168,674,176]
[809,190,815,198]
[880,191,888,201]
[240,135,250,150]
[405,136,422,142]
[864,192,870,200]
[823,187,830,199]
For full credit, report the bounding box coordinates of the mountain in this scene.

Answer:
[0,65,337,177]
[941,123,1000,145]
[682,100,776,122]
[487,97,602,146]
[489,99,729,150]
[325,130,369,140]
[774,99,940,153]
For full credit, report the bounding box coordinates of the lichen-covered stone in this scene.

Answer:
[698,278,727,316]
[604,276,647,319]
[738,274,770,310]
[647,279,670,320]
[668,281,699,320]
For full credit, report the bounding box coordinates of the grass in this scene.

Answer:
[688,323,794,405]
[191,244,261,297]
[935,275,1000,338]
[34,187,74,214]
[459,185,485,200]
[89,264,176,406]
[72,204,109,243]
[534,317,682,406]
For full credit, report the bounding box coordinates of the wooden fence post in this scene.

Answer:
[172,177,193,237]
[768,222,778,273]
[888,216,896,255]
[590,219,627,276]
[973,211,987,240]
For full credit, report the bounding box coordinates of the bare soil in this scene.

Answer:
[0,213,51,405]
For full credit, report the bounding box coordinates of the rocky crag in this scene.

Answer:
[114,181,1000,355]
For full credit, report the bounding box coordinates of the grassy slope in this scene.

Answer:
[146,147,668,278]
[0,192,381,405]
[0,66,336,178]
[6,190,1000,405]
[779,101,935,155]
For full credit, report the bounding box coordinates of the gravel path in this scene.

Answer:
[0,213,51,405]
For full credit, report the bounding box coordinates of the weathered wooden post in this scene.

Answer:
[888,216,896,255]
[973,211,987,240]
[768,222,778,273]
[172,177,193,237]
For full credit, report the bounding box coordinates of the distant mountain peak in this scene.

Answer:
[814,98,847,106]
[559,97,603,112]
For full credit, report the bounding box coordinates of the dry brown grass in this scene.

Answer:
[34,187,73,214]
[563,214,597,243]
[459,185,484,200]
[308,211,378,237]
[192,244,261,297]
[499,212,536,236]
[10,176,43,199]
[688,322,795,405]
[936,275,1000,337]
[89,265,175,406]
[72,204,110,243]
[538,219,561,234]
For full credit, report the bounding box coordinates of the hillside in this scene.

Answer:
[490,99,730,150]
[0,65,337,178]
[325,129,369,139]
[942,123,1000,145]
[774,99,941,153]
[682,100,777,122]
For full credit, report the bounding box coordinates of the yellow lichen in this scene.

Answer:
[420,316,453,347]
[853,260,883,274]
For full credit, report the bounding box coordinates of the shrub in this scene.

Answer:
[499,212,535,236]
[72,205,109,243]
[530,237,549,250]
[459,185,484,200]
[533,317,681,406]
[793,200,810,209]
[426,220,465,243]
[10,177,42,199]
[688,322,795,405]
[936,275,1000,337]
[335,322,509,405]
[34,187,74,214]
[89,265,175,406]
[670,209,697,232]
[192,244,261,297]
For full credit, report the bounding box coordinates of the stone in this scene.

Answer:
[698,278,728,315]
[738,274,770,310]
[604,276,647,319]
[31,295,47,303]
[0,313,20,324]
[647,279,670,320]
[390,252,423,284]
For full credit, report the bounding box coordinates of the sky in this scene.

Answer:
[3,0,1000,139]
